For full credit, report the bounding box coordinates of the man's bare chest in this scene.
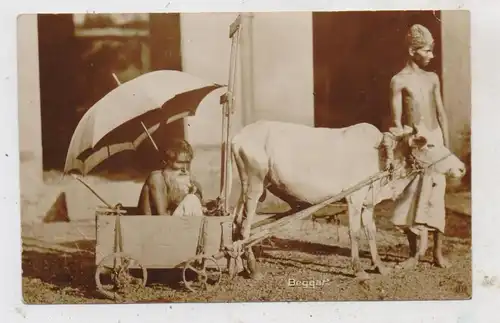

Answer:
[401,75,435,100]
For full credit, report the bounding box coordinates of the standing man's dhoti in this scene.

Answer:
[391,125,447,234]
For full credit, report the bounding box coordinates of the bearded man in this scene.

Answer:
[137,139,204,217]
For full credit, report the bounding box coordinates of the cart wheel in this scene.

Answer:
[182,255,222,293]
[95,252,147,301]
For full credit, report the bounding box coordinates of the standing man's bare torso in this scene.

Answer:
[392,67,441,131]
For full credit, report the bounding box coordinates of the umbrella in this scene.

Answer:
[64,70,225,175]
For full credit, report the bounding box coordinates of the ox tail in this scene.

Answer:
[222,142,237,212]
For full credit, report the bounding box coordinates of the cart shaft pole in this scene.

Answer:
[246,170,394,248]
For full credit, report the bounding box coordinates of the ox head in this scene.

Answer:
[405,124,466,179]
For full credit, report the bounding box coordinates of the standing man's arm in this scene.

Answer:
[390,76,404,130]
[432,73,450,148]
[385,75,404,170]
[149,174,169,215]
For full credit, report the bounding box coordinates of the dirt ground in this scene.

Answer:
[21,197,471,304]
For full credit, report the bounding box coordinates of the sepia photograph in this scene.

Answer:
[18,10,471,304]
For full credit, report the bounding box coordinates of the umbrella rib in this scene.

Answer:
[140,122,160,152]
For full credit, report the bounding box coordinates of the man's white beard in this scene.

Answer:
[163,169,192,205]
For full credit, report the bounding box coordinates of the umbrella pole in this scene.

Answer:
[112,73,121,86]
[141,122,160,152]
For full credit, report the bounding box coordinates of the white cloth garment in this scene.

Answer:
[391,125,447,234]
[172,193,204,217]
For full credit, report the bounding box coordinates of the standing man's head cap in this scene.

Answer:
[406,24,434,50]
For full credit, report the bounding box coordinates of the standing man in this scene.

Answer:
[137,138,205,217]
[389,24,451,269]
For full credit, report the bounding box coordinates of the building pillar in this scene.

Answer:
[239,13,255,126]
[18,14,43,187]
[441,10,471,157]
[18,14,45,223]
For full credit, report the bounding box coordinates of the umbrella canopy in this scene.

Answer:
[64,70,225,175]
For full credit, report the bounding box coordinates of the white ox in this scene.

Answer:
[229,120,466,279]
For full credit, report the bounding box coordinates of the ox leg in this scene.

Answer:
[240,179,264,240]
[232,194,245,240]
[244,247,262,280]
[362,207,390,276]
[238,142,267,241]
[347,199,369,280]
[235,146,267,280]
[240,178,265,280]
[231,145,250,240]
[230,188,264,280]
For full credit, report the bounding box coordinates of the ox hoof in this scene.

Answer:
[355,271,371,281]
[244,254,263,281]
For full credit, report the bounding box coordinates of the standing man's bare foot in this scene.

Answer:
[432,231,451,268]
[433,253,451,268]
[396,229,420,270]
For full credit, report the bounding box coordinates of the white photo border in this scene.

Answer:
[2,0,499,322]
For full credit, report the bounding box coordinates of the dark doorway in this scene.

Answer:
[38,14,80,172]
[312,11,442,131]
[37,13,183,174]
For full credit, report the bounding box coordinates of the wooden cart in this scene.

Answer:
[94,206,277,300]
[93,170,392,301]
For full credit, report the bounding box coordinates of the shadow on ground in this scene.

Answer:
[22,240,98,300]
[22,239,197,302]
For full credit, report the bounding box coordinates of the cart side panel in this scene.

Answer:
[96,215,204,268]
[96,213,280,269]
